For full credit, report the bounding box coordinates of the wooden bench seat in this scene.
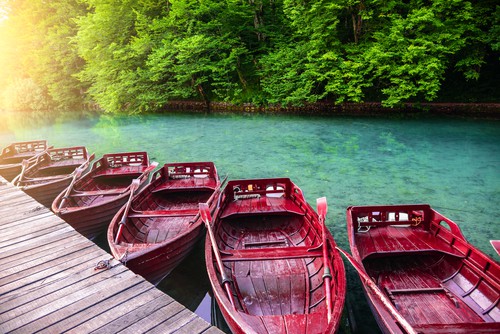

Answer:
[39,160,83,171]
[221,197,304,219]
[128,208,199,218]
[221,245,323,262]
[356,226,465,260]
[70,188,129,197]
[152,177,217,193]
[92,165,146,179]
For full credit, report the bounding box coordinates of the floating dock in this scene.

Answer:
[0,177,223,334]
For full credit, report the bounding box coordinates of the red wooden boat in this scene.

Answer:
[0,140,48,181]
[107,162,222,285]
[52,152,157,239]
[346,204,500,334]
[13,146,94,207]
[203,178,346,334]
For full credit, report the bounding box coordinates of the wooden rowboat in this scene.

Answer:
[52,152,157,239]
[203,178,346,334]
[346,204,500,334]
[0,140,48,181]
[107,162,222,285]
[13,146,94,207]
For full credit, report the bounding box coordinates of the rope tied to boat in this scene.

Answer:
[120,247,129,267]
[94,259,110,270]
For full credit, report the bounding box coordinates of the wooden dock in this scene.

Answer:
[0,178,223,334]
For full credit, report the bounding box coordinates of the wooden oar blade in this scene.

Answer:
[199,202,211,223]
[131,178,141,189]
[317,197,328,218]
[73,166,83,178]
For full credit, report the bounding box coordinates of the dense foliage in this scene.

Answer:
[0,0,498,113]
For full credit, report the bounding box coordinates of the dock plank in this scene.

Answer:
[88,293,175,334]
[0,177,222,334]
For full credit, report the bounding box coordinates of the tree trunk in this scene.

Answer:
[197,84,210,113]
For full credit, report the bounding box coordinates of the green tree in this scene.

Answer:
[143,0,256,110]
[260,0,497,106]
[0,0,87,111]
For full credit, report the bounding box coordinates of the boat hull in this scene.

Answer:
[111,205,206,285]
[54,191,129,239]
[347,204,500,334]
[0,164,22,182]
[52,151,154,240]
[0,140,49,181]
[22,177,72,208]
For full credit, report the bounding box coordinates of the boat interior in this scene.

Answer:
[117,162,219,244]
[63,152,150,207]
[350,205,500,329]
[213,179,343,326]
[0,140,48,164]
[24,147,89,179]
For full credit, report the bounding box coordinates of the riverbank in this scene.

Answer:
[161,101,500,119]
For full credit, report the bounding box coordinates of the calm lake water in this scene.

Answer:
[1,110,499,333]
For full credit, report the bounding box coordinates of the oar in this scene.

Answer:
[317,197,333,323]
[199,202,236,309]
[137,161,159,181]
[186,175,227,225]
[335,246,417,334]
[13,159,30,186]
[490,240,500,256]
[115,178,141,244]
[58,167,84,210]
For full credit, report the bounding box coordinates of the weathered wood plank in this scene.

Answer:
[150,308,199,334]
[0,177,223,334]
[0,229,78,261]
[88,293,175,334]
[0,234,87,268]
[0,259,125,314]
[41,282,158,333]
[165,315,212,334]
[0,248,103,292]
[0,219,72,249]
[0,211,54,235]
[117,301,187,333]
[0,237,101,280]
[3,274,144,333]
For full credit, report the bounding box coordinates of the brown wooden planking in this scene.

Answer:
[0,248,104,294]
[80,291,173,333]
[0,176,223,334]
[149,309,200,334]
[116,300,188,333]
[0,235,90,270]
[0,211,55,236]
[9,275,146,333]
[0,260,127,314]
[0,229,82,262]
[0,219,74,249]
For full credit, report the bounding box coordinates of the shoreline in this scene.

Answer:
[161,101,500,119]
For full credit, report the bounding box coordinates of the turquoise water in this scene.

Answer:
[1,111,499,332]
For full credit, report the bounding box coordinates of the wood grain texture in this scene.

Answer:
[0,177,222,334]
